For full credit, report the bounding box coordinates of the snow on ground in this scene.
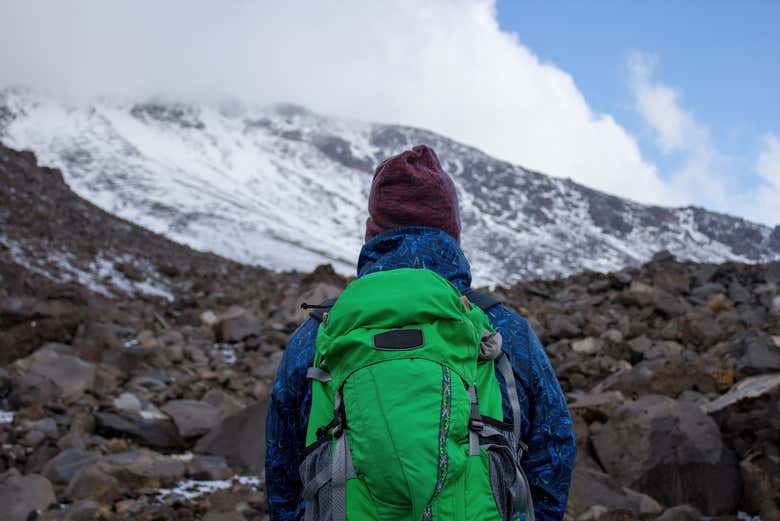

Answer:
[0,410,15,424]
[155,476,261,502]
[0,234,174,301]
[213,344,238,364]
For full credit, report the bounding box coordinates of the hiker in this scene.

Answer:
[266,145,576,521]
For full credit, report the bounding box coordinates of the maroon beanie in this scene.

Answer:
[365,145,461,243]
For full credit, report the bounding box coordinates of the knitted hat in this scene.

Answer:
[365,145,461,242]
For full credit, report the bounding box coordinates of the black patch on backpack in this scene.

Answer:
[372,329,424,351]
[463,289,502,311]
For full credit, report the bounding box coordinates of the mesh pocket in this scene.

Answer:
[299,438,333,521]
[480,422,532,521]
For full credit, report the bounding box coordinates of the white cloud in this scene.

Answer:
[628,53,709,154]
[0,0,676,206]
[628,51,780,226]
[754,134,780,224]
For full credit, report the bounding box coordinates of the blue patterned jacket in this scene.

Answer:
[265,226,575,521]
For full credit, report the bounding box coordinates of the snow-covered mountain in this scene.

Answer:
[1,87,779,286]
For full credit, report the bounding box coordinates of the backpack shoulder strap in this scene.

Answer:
[463,288,502,311]
[301,297,339,322]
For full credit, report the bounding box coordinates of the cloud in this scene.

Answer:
[0,0,675,206]
[754,134,780,224]
[628,53,709,154]
[628,51,780,226]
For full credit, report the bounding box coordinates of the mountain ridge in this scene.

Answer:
[1,87,778,286]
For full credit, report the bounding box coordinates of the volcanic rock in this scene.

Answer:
[567,467,662,519]
[161,399,221,438]
[98,449,187,486]
[16,346,96,401]
[213,306,263,343]
[42,448,100,485]
[0,469,56,521]
[188,455,233,481]
[94,411,182,449]
[592,395,741,515]
[195,400,268,473]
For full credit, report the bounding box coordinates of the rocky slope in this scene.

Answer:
[2,145,779,520]
[2,86,779,286]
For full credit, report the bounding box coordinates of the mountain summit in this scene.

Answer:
[1,87,778,285]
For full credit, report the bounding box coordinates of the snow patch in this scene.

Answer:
[0,410,15,424]
[213,343,238,364]
[155,475,261,501]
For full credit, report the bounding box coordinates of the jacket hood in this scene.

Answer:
[357,226,472,293]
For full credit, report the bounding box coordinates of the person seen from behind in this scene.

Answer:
[266,144,576,521]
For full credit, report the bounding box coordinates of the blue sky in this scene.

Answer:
[497,0,780,221]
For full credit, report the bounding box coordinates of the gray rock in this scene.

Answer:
[64,464,123,503]
[29,417,59,438]
[0,469,56,521]
[195,400,268,473]
[655,290,688,317]
[571,337,602,354]
[188,455,233,481]
[162,399,221,438]
[213,305,263,343]
[690,282,726,300]
[567,466,662,518]
[203,389,246,419]
[701,373,780,414]
[10,371,60,406]
[653,505,705,521]
[20,348,96,401]
[94,411,182,449]
[682,311,724,350]
[567,391,627,422]
[728,281,751,304]
[38,499,101,521]
[98,449,187,485]
[592,395,741,515]
[547,315,582,339]
[737,336,780,375]
[22,429,47,447]
[592,356,707,398]
[43,448,100,485]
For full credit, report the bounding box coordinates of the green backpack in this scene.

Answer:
[300,268,534,521]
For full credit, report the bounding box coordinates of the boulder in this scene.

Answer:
[567,467,662,519]
[681,312,725,350]
[739,454,780,521]
[188,455,233,481]
[195,400,268,473]
[19,347,96,401]
[653,505,705,521]
[64,464,123,503]
[571,337,602,354]
[161,399,221,438]
[42,448,100,485]
[737,336,780,375]
[98,449,187,486]
[701,373,780,414]
[94,411,182,449]
[567,391,627,422]
[592,395,741,515]
[653,266,691,294]
[213,306,263,343]
[203,389,246,419]
[655,290,688,317]
[0,469,56,521]
[547,315,582,339]
[38,499,102,521]
[288,282,342,323]
[592,356,710,397]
